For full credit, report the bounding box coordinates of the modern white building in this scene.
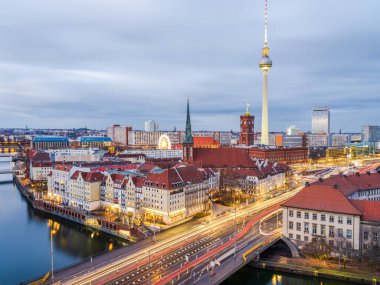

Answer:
[144,120,159,132]
[286,126,300,136]
[122,149,183,159]
[46,148,101,162]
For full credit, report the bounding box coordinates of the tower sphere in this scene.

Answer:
[259,51,272,70]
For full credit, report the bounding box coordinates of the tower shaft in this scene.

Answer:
[261,70,269,145]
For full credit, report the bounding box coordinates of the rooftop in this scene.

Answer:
[78,136,112,142]
[32,136,69,142]
[282,184,362,216]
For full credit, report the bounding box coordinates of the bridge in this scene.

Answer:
[41,188,301,285]
[0,169,23,175]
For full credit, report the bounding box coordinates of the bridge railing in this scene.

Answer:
[242,234,281,262]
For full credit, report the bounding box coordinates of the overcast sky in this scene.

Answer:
[0,0,379,132]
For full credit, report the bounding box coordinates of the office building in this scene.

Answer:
[145,120,159,132]
[312,107,330,134]
[107,124,132,145]
[362,125,380,142]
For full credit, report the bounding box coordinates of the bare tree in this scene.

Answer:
[303,237,333,260]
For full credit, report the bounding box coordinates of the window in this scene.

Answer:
[338,216,343,224]
[329,226,334,237]
[296,234,301,240]
[296,222,301,231]
[321,225,326,236]
[374,232,378,241]
[289,210,293,217]
[312,213,317,220]
[304,236,309,242]
[329,216,334,223]
[289,233,293,239]
[297,211,301,218]
[304,223,309,233]
[304,212,309,219]
[346,229,352,239]
[312,224,317,235]
[321,214,326,222]
[346,242,352,248]
[347,217,352,225]
[364,231,369,240]
[289,221,294,230]
[338,228,343,238]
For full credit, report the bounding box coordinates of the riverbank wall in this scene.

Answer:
[250,259,379,285]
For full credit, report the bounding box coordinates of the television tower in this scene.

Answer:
[259,0,272,145]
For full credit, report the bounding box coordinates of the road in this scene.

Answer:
[59,188,295,285]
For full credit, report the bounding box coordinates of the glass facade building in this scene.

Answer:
[312,108,330,134]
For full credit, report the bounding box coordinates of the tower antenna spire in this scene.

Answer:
[264,0,268,47]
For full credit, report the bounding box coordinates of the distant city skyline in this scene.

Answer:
[0,0,379,132]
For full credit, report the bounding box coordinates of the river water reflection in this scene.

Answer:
[0,160,124,285]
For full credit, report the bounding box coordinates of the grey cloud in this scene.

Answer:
[0,0,379,132]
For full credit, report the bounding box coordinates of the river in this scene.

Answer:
[0,158,351,285]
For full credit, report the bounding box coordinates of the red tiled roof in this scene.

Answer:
[350,200,380,222]
[139,163,160,173]
[32,161,53,167]
[54,164,73,172]
[193,136,219,147]
[193,148,255,168]
[110,173,126,184]
[132,176,146,188]
[145,165,208,190]
[282,184,361,216]
[30,151,51,162]
[315,172,380,196]
[70,171,104,182]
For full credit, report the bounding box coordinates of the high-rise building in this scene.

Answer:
[107,124,132,145]
[259,0,272,145]
[312,107,330,134]
[239,103,254,146]
[144,120,159,132]
[362,125,380,142]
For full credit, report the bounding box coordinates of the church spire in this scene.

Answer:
[183,97,193,144]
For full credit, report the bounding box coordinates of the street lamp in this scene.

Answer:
[50,228,57,283]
